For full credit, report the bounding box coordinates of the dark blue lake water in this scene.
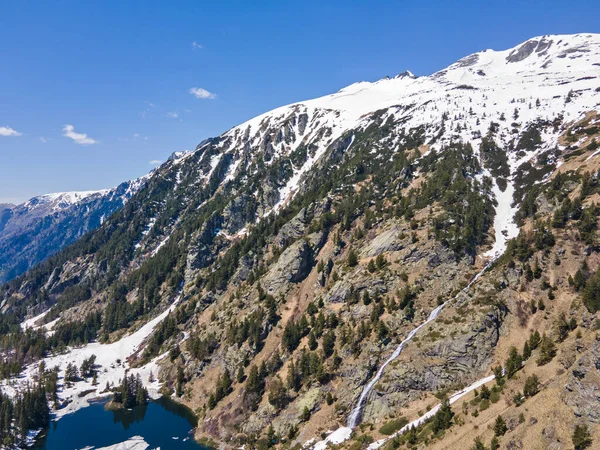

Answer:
[32,397,210,449]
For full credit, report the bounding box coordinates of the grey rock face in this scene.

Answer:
[262,239,314,294]
[361,306,504,421]
[222,194,256,234]
[506,40,540,63]
[563,338,600,422]
[361,224,404,257]
[273,208,309,249]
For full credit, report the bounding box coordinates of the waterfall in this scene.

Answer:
[346,259,495,428]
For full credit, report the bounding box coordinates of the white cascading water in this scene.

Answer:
[346,259,495,428]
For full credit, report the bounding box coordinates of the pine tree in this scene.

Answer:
[583,270,600,313]
[523,340,531,360]
[504,346,522,378]
[490,436,499,450]
[471,436,487,450]
[326,392,334,405]
[267,376,288,410]
[367,259,376,273]
[494,415,507,436]
[287,360,301,392]
[536,334,556,365]
[431,399,454,433]
[308,332,318,351]
[347,248,358,267]
[244,365,265,411]
[176,367,185,397]
[523,374,539,397]
[480,384,491,400]
[135,374,148,405]
[529,330,541,349]
[406,426,418,444]
[301,406,311,421]
[573,424,592,450]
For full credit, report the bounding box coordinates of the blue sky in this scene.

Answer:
[1,1,599,203]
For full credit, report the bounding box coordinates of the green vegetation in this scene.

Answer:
[0,385,50,446]
[573,424,592,450]
[379,417,409,435]
[112,373,148,408]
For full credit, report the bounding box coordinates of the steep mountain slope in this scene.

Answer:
[0,176,149,283]
[0,33,600,449]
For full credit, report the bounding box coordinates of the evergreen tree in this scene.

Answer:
[537,334,556,365]
[583,270,600,313]
[504,346,522,378]
[244,365,265,411]
[573,424,592,450]
[494,415,507,436]
[471,436,487,450]
[431,399,454,434]
[522,340,531,360]
[529,330,541,349]
[267,376,288,410]
[301,406,311,421]
[308,332,318,351]
[523,374,539,397]
[490,436,499,450]
[347,248,358,267]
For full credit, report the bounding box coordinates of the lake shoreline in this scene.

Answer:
[31,396,209,450]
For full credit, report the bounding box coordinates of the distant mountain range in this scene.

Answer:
[0,176,149,283]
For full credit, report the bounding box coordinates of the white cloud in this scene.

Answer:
[149,159,162,165]
[0,126,22,137]
[40,137,47,143]
[165,111,179,119]
[192,41,203,50]
[62,124,97,145]
[141,101,155,119]
[189,87,216,100]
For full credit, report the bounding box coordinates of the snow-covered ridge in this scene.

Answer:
[199,33,600,216]
[23,190,110,212]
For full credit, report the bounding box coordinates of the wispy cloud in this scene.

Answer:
[119,133,148,142]
[141,101,155,119]
[189,87,216,100]
[40,137,47,143]
[149,159,162,165]
[62,124,97,145]
[0,126,22,137]
[165,111,179,119]
[192,41,203,50]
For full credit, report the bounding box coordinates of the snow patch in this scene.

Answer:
[94,436,149,450]
[3,298,180,421]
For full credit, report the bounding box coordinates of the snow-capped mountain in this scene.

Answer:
[216,33,599,215]
[2,33,600,450]
[0,175,149,283]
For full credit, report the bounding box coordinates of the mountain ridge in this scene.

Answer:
[0,33,599,449]
[0,173,151,283]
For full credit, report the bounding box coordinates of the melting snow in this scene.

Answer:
[4,298,180,421]
[94,436,149,450]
